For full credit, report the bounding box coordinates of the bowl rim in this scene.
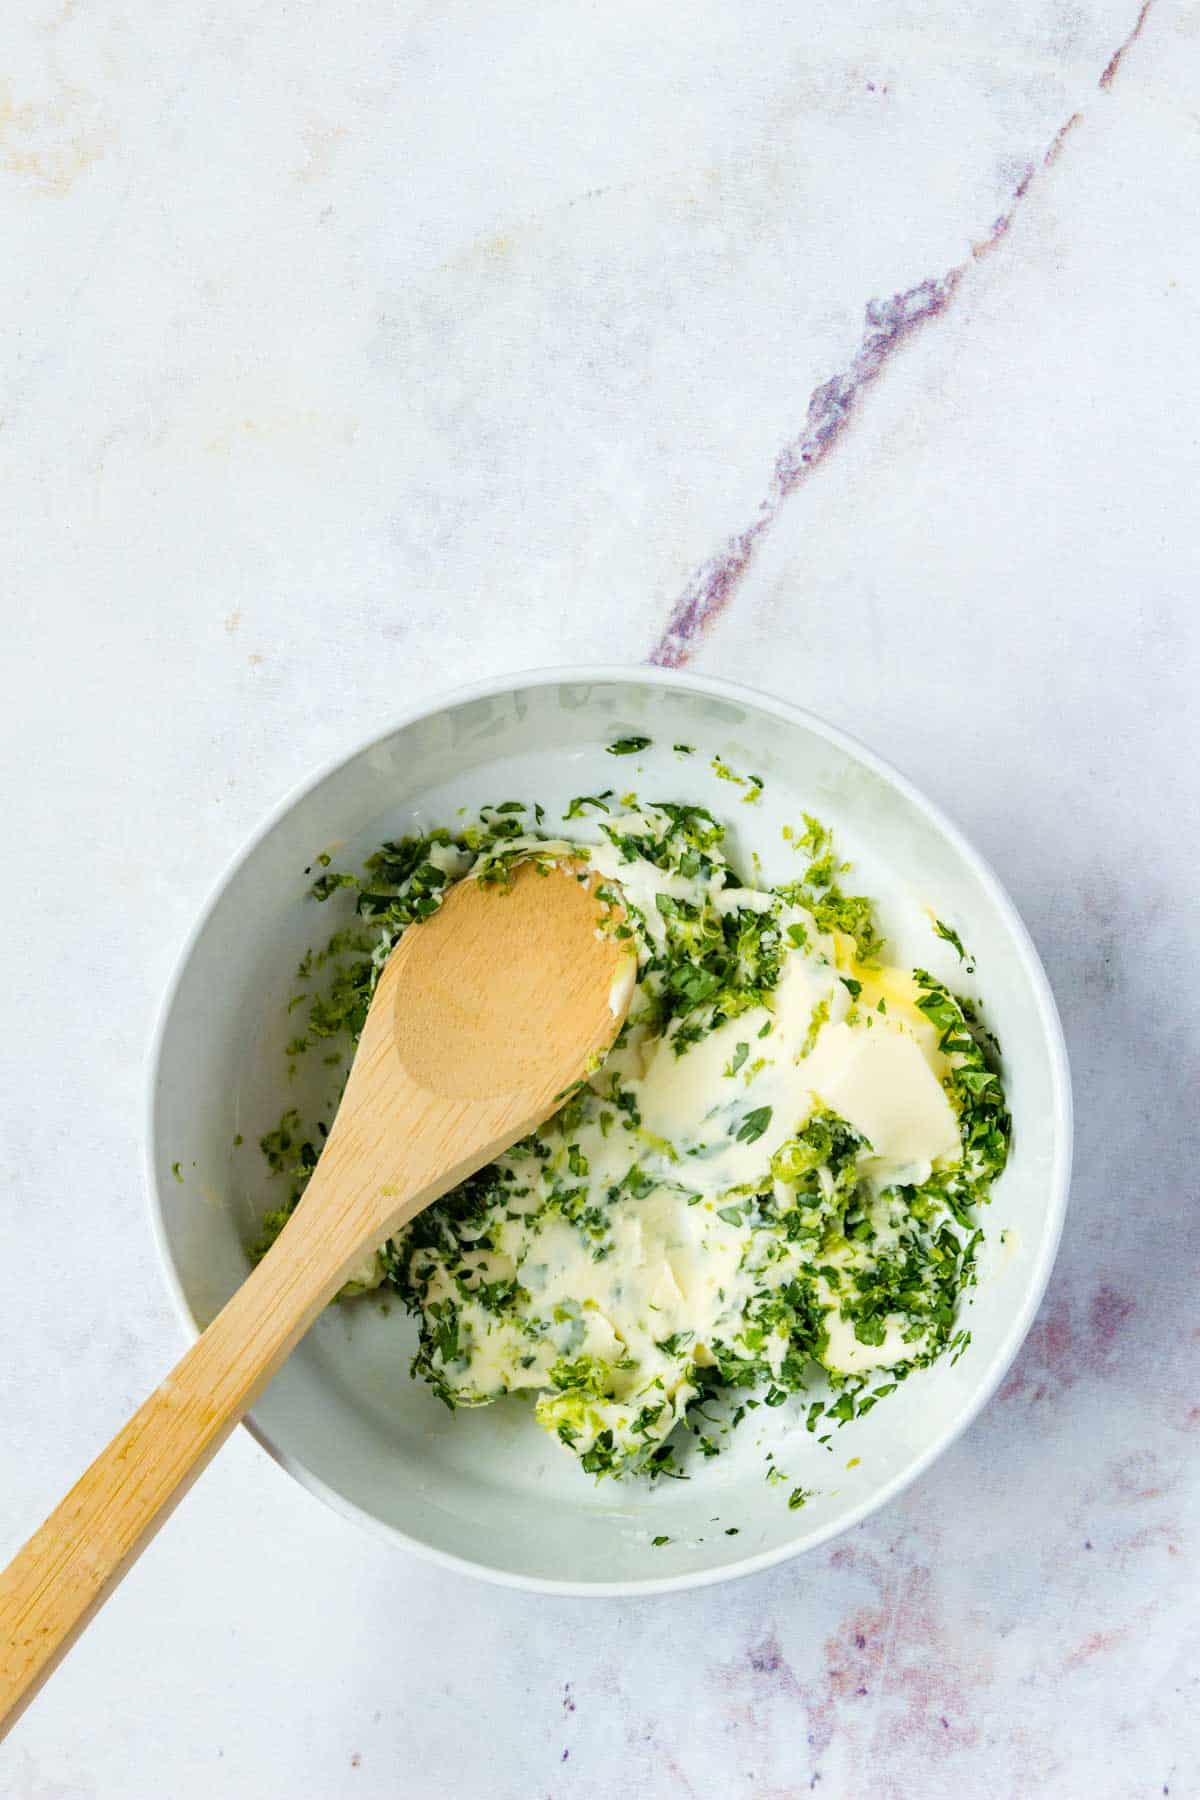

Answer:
[146,662,1072,1597]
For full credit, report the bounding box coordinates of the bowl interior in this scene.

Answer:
[151,674,1067,1590]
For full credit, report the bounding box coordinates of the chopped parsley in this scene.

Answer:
[249,797,1010,1487]
[564,792,613,818]
[308,870,356,902]
[735,1106,772,1145]
[711,757,764,803]
[934,917,976,972]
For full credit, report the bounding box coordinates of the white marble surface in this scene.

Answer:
[2,1,1198,1794]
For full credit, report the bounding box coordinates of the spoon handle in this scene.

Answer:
[0,1194,359,1739]
[0,864,628,1735]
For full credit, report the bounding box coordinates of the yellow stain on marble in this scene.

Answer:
[440,165,721,280]
[295,118,349,184]
[442,223,528,276]
[0,76,114,196]
[203,411,358,458]
[41,0,83,30]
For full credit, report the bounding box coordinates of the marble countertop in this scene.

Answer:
[2,2,1197,1794]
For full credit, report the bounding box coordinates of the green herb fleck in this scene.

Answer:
[801,997,829,1058]
[309,870,356,902]
[735,1106,773,1145]
[564,792,613,818]
[934,918,976,971]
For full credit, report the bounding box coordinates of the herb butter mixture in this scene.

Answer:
[256,791,1009,1482]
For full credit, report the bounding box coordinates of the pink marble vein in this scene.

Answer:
[647,0,1156,670]
[648,276,961,669]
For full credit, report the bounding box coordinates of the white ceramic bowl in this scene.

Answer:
[148,667,1070,1594]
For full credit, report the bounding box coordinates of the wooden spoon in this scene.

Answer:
[0,859,632,1734]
